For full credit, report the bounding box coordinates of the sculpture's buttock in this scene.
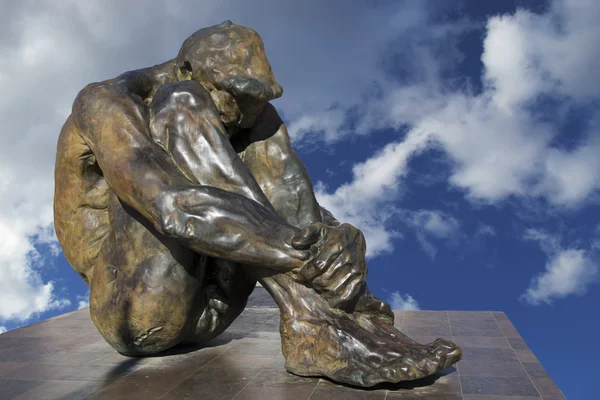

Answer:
[54,115,254,356]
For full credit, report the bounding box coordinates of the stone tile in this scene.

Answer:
[160,367,261,400]
[386,369,462,396]
[463,396,541,400]
[402,318,450,328]
[522,362,549,379]
[491,312,509,321]
[85,351,158,366]
[117,346,226,384]
[532,378,564,399]
[0,379,44,400]
[451,320,504,337]
[88,379,178,400]
[0,349,53,363]
[54,363,141,382]
[251,366,318,388]
[0,300,564,400]
[387,393,462,399]
[71,340,113,352]
[401,326,452,338]
[507,337,528,350]
[11,380,107,400]
[508,339,540,363]
[402,311,448,321]
[0,337,42,349]
[461,347,518,362]
[447,311,495,321]
[497,320,521,338]
[2,362,140,382]
[227,339,281,356]
[450,319,500,330]
[245,331,281,340]
[513,350,539,363]
[310,386,386,399]
[461,376,540,397]
[452,336,510,349]
[236,384,317,399]
[0,363,29,377]
[37,350,110,364]
[458,359,528,377]
[317,378,387,393]
[204,353,274,370]
[1,364,61,381]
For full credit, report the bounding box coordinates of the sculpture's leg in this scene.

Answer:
[241,134,462,387]
[148,85,461,386]
[88,190,255,356]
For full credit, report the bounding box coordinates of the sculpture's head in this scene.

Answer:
[175,20,283,129]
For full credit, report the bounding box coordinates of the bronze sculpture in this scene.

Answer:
[54,21,461,387]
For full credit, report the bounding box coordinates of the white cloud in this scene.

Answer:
[287,109,347,142]
[476,224,496,237]
[0,326,7,334]
[523,229,561,254]
[522,229,598,305]
[409,210,460,238]
[404,210,460,259]
[309,0,600,259]
[312,0,600,209]
[389,291,421,310]
[77,292,90,309]
[315,128,432,257]
[522,249,598,305]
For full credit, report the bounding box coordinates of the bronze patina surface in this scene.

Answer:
[54,20,462,387]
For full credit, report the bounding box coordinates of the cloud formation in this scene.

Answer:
[405,210,460,260]
[389,291,421,311]
[315,129,432,257]
[313,0,600,262]
[521,229,598,305]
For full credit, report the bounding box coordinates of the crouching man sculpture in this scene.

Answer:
[54,21,461,387]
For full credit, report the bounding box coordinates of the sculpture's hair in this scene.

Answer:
[176,20,282,101]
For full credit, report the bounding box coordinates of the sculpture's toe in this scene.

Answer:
[429,338,462,369]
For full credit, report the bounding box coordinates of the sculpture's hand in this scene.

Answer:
[290,222,367,309]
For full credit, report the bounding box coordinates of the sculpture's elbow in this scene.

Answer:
[155,187,216,240]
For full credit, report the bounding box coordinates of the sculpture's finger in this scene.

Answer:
[299,244,342,283]
[339,273,366,304]
[291,223,325,250]
[320,251,353,282]
[326,274,364,310]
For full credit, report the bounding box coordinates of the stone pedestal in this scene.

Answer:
[0,288,565,400]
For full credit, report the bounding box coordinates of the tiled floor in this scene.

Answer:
[0,288,565,399]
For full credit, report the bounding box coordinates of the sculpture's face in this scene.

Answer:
[176,21,283,131]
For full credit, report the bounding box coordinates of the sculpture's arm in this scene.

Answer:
[240,104,367,307]
[237,103,323,228]
[72,83,308,271]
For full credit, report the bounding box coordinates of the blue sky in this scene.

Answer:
[0,0,598,398]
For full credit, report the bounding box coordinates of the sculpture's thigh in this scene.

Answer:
[89,191,206,356]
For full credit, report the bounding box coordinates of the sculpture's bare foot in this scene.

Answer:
[279,287,461,387]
